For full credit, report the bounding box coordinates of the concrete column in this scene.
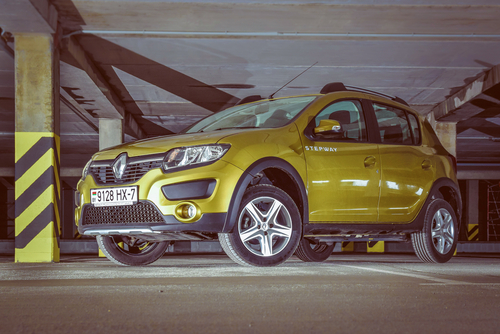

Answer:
[99,118,123,150]
[97,118,122,258]
[14,33,61,262]
[466,180,480,241]
[435,122,457,157]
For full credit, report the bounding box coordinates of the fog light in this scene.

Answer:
[175,202,201,222]
[183,204,196,219]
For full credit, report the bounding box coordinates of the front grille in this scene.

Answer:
[83,202,165,225]
[90,156,163,185]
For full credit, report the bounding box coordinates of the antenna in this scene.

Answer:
[268,61,318,99]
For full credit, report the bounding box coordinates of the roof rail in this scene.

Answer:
[320,82,409,106]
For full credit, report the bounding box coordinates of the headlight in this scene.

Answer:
[81,159,93,179]
[163,144,230,172]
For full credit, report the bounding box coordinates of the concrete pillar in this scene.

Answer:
[97,118,122,257]
[434,122,457,157]
[99,118,123,150]
[14,33,61,262]
[466,180,480,241]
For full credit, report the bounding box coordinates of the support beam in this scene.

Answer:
[64,36,124,119]
[125,113,145,140]
[0,0,57,34]
[432,63,500,120]
[14,33,60,263]
[63,36,145,139]
[60,89,98,133]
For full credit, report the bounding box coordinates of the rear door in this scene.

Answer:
[302,99,381,222]
[371,102,436,223]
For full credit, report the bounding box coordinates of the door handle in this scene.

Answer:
[422,159,432,170]
[364,156,376,168]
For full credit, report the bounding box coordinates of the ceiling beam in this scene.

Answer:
[432,63,500,120]
[64,36,125,118]
[125,113,145,140]
[60,89,98,133]
[0,0,57,34]
[63,36,146,139]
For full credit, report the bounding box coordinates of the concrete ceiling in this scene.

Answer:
[1,0,500,177]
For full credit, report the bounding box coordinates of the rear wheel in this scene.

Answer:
[97,235,169,266]
[411,199,458,263]
[295,238,335,262]
[219,185,301,267]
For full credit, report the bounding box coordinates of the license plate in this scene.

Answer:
[91,186,138,207]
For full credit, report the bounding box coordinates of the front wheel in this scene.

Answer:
[97,235,170,266]
[411,199,458,263]
[219,185,301,267]
[295,238,335,262]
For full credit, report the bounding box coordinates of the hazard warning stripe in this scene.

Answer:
[15,137,54,181]
[15,134,60,251]
[15,166,55,218]
[467,224,479,241]
[341,241,354,252]
[15,203,59,249]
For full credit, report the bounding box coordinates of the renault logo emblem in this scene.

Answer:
[112,153,127,180]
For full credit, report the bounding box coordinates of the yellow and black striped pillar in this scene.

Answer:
[14,33,61,262]
[341,241,354,252]
[367,241,384,253]
[467,224,479,241]
[15,134,61,262]
[466,180,480,242]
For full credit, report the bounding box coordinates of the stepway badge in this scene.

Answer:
[305,146,337,152]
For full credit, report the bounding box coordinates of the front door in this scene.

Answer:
[303,99,381,222]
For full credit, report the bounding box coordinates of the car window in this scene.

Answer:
[373,102,414,145]
[314,100,367,141]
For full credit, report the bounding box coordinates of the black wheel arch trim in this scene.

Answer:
[304,177,462,235]
[222,157,308,233]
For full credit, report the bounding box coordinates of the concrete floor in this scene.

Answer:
[1,253,499,334]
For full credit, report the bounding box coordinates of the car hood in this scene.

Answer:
[92,129,248,161]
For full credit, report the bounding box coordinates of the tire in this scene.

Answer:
[97,235,169,266]
[411,199,458,263]
[219,184,301,267]
[295,238,335,262]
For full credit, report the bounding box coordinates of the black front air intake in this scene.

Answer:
[83,202,165,225]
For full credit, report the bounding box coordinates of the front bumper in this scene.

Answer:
[78,200,227,240]
[75,160,244,237]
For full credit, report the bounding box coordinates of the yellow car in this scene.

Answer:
[75,82,462,267]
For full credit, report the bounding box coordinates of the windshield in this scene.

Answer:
[184,95,317,133]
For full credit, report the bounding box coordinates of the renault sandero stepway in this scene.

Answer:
[75,82,462,267]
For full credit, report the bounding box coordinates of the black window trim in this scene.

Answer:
[405,110,423,146]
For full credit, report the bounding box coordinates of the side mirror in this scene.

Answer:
[314,119,343,136]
